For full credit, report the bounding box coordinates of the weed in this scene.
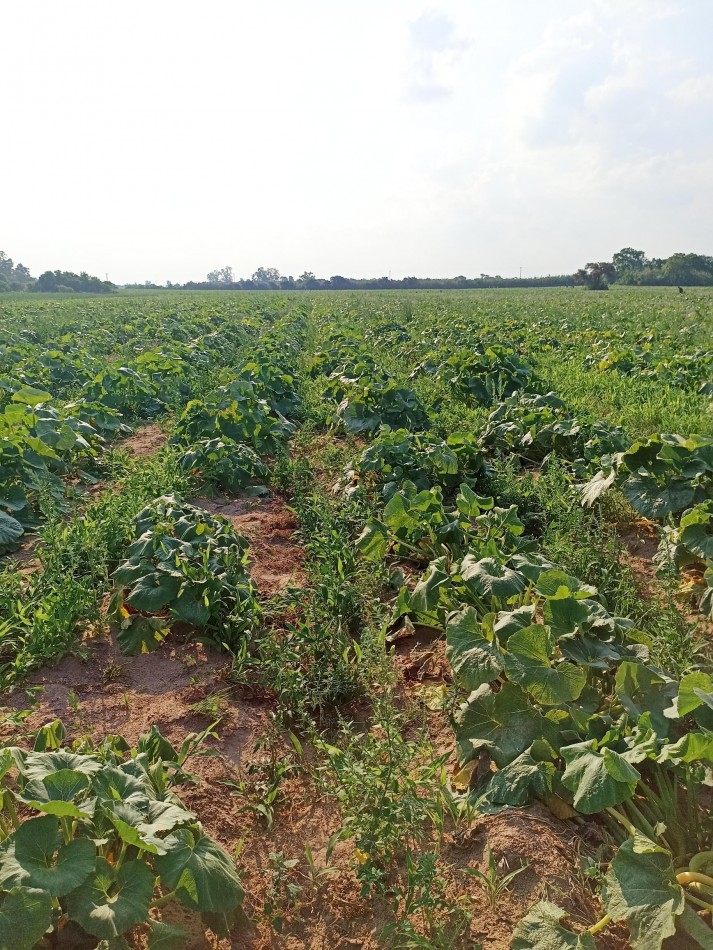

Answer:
[462,845,529,910]
[263,852,302,933]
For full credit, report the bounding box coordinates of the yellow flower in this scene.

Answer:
[353,848,369,866]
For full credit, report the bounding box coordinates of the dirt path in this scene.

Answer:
[119,423,169,458]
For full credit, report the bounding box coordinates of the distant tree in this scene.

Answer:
[661,253,713,286]
[34,270,114,294]
[329,275,349,289]
[252,267,280,282]
[207,266,234,285]
[574,262,616,290]
[297,271,317,289]
[612,247,648,273]
[0,251,34,290]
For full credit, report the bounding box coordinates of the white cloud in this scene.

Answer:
[404,10,470,101]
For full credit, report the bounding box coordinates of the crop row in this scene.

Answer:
[0,306,308,945]
[309,302,713,948]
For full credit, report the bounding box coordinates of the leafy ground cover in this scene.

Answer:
[0,286,712,948]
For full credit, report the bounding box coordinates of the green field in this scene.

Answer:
[0,286,712,948]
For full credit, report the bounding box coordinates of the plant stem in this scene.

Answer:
[60,816,73,845]
[677,871,713,889]
[587,914,612,935]
[3,793,19,831]
[683,892,713,913]
[150,889,177,909]
[116,840,128,868]
[606,806,636,837]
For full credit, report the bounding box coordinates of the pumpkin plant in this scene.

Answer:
[111,495,259,655]
[0,720,245,948]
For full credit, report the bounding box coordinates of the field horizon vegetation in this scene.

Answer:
[0,284,712,948]
[4,244,713,293]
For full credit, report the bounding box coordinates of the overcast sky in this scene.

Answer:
[3,1,712,283]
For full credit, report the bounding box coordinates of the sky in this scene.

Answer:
[2,0,712,284]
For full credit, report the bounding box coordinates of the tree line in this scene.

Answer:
[2,248,712,294]
[575,248,713,290]
[178,252,713,291]
[0,252,115,294]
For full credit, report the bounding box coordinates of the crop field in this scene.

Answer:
[0,286,712,949]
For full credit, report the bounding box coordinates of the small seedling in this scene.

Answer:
[304,845,340,886]
[462,845,529,910]
[263,851,302,933]
[103,661,124,683]
[190,687,232,718]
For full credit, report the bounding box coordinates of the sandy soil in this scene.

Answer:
[120,423,169,458]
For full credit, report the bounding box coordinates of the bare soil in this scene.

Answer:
[120,423,169,458]
[193,492,306,597]
[618,518,660,598]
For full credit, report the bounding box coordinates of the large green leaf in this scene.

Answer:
[117,616,169,656]
[623,473,695,520]
[460,555,526,599]
[559,633,629,670]
[536,570,597,600]
[65,857,155,939]
[12,386,51,407]
[356,520,388,561]
[20,768,92,819]
[0,815,95,896]
[0,512,23,550]
[603,835,684,950]
[148,919,188,949]
[676,671,713,717]
[170,592,211,626]
[108,815,167,855]
[125,573,180,612]
[0,886,53,950]
[446,607,504,690]
[475,743,555,810]
[659,730,713,764]
[512,900,596,949]
[492,605,536,644]
[156,829,244,913]
[454,682,558,768]
[679,504,713,560]
[409,559,450,615]
[560,742,638,813]
[92,765,149,815]
[20,750,102,782]
[543,596,598,637]
[504,625,586,706]
[615,661,677,736]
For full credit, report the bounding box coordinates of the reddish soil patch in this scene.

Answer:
[618,518,660,597]
[7,537,41,576]
[440,807,617,949]
[120,423,168,458]
[0,629,383,949]
[193,493,306,597]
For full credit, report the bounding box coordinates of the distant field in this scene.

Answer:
[0,286,712,948]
